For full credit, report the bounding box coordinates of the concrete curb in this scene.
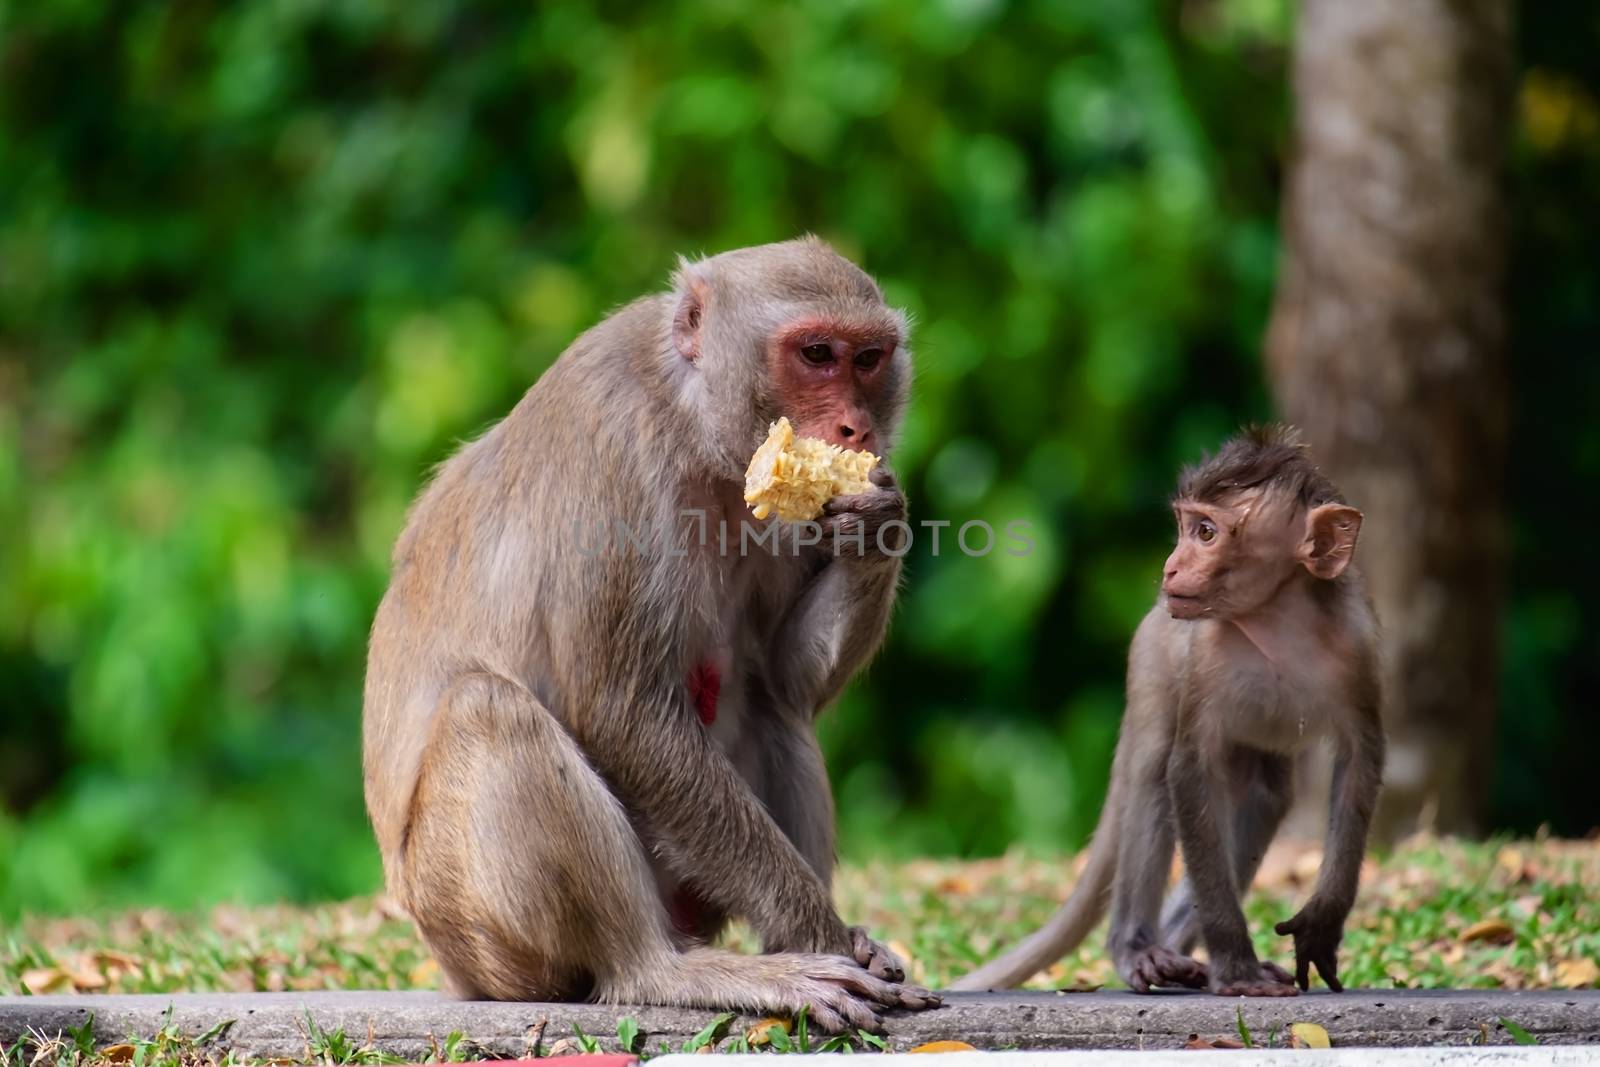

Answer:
[1,990,1597,1055]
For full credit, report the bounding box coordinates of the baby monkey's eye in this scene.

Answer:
[1196,519,1218,543]
[800,343,834,365]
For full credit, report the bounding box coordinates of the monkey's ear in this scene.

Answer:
[1299,504,1363,580]
[672,265,712,363]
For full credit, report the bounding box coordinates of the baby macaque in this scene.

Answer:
[954,425,1384,996]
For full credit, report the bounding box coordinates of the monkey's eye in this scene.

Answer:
[1196,520,1217,543]
[800,343,834,365]
[855,347,884,370]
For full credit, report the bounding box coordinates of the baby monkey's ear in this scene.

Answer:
[1299,504,1363,580]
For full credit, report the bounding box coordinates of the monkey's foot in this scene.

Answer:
[1214,960,1298,997]
[781,956,939,1033]
[849,925,907,983]
[1126,944,1209,993]
[883,982,942,1011]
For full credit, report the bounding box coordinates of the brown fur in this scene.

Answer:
[363,238,936,1031]
[954,426,1384,996]
[1177,423,1345,509]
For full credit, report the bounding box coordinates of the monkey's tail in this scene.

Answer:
[948,784,1121,992]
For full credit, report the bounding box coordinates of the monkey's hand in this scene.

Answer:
[1275,901,1346,992]
[822,467,906,558]
[849,925,907,983]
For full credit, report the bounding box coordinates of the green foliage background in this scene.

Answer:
[2,0,1596,916]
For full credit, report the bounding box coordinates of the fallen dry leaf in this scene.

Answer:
[1495,847,1541,883]
[745,1017,790,1047]
[66,967,108,990]
[1497,847,1525,878]
[545,1038,583,1058]
[1185,1035,1247,1050]
[92,950,141,969]
[1288,1022,1331,1049]
[935,875,976,896]
[910,1041,979,1053]
[1460,919,1516,944]
[100,1045,136,1063]
[1482,956,1527,989]
[408,958,440,987]
[1555,958,1600,989]
[21,967,74,995]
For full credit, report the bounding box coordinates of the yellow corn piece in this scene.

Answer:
[743,417,879,522]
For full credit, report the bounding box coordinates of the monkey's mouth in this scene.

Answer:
[1164,594,1208,619]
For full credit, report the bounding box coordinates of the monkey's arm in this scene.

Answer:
[579,683,855,959]
[1275,700,1385,991]
[769,556,899,713]
[750,713,906,982]
[768,469,904,714]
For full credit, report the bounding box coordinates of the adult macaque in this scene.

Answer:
[363,238,937,1030]
[954,426,1384,997]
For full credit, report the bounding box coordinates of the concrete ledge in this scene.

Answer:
[2,990,1597,1055]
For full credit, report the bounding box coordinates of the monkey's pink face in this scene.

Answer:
[1162,503,1229,619]
[1161,494,1297,620]
[1162,493,1363,620]
[768,317,899,452]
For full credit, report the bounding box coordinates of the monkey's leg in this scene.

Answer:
[1160,749,1293,953]
[401,672,924,1031]
[1106,742,1208,993]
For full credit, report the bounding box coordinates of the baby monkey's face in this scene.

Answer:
[1161,488,1364,622]
[1162,490,1300,621]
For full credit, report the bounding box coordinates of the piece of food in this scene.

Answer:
[743,416,879,521]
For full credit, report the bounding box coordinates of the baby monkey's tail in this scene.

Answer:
[949,782,1121,991]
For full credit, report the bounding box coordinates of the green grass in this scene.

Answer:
[3,836,1597,1063]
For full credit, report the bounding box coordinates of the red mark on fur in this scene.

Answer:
[687,660,720,725]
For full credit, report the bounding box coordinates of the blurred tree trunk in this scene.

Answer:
[1266,0,1512,839]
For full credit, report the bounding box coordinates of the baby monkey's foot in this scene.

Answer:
[1214,960,1298,997]
[1127,944,1209,993]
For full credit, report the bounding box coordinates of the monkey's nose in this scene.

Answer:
[839,425,875,452]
